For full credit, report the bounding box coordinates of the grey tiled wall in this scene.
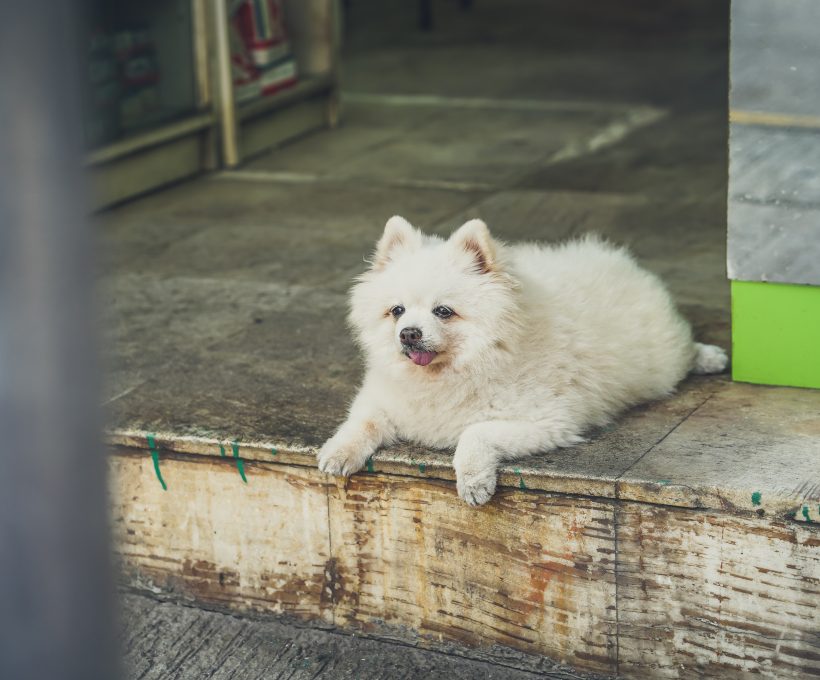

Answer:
[728,0,820,286]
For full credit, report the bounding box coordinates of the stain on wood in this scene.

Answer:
[109,446,820,678]
[109,448,333,622]
[328,475,618,675]
[616,503,820,679]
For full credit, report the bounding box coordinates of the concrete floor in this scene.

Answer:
[102,0,819,677]
[119,592,604,680]
[102,0,733,448]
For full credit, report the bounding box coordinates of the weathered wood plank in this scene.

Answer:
[327,475,618,676]
[110,449,334,622]
[110,446,820,679]
[616,503,820,679]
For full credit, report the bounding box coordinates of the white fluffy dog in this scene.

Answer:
[318,216,727,506]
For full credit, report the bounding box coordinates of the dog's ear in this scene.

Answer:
[449,219,497,274]
[373,216,421,269]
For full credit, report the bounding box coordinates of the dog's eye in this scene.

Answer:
[433,305,454,319]
[390,305,405,318]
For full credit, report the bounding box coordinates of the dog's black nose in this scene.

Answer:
[399,327,423,345]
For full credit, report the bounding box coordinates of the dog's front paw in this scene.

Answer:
[317,437,368,477]
[456,466,497,506]
[453,446,498,506]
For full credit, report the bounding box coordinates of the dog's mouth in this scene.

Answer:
[402,347,439,366]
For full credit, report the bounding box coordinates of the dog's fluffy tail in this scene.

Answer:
[692,342,729,375]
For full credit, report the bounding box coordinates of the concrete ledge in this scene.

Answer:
[107,378,820,524]
[108,379,820,679]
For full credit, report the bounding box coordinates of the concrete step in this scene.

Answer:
[108,375,820,680]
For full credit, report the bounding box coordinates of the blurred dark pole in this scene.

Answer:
[0,1,119,679]
[419,0,433,30]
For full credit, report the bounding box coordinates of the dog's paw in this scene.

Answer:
[456,466,497,506]
[317,438,368,477]
[453,445,498,506]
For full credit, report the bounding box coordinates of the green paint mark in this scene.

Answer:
[418,463,426,473]
[232,442,247,484]
[802,505,812,522]
[751,491,762,506]
[732,280,820,389]
[658,480,671,486]
[219,444,226,457]
[366,457,375,473]
[147,435,167,491]
[271,447,277,456]
[514,468,527,490]
[150,450,167,491]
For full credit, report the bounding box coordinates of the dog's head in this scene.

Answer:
[349,216,520,375]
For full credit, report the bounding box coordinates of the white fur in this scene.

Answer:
[318,217,728,505]
[692,342,729,375]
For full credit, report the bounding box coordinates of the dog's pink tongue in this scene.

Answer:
[409,350,437,366]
